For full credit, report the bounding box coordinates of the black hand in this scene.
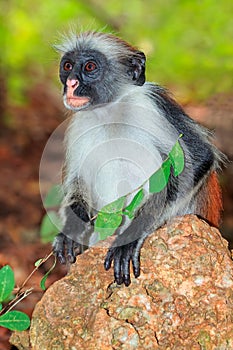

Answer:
[104,240,141,286]
[53,232,85,264]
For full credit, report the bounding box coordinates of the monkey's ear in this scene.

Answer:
[130,51,146,86]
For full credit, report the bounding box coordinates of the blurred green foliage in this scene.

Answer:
[1,0,233,104]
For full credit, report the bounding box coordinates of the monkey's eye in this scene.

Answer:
[84,61,97,72]
[63,62,73,71]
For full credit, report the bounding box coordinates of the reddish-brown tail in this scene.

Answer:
[196,171,222,228]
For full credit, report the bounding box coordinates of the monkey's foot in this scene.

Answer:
[104,240,141,286]
[53,232,85,264]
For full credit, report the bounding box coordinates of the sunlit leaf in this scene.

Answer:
[44,185,63,208]
[149,159,171,193]
[0,311,30,331]
[100,196,126,214]
[95,212,123,240]
[123,189,144,219]
[169,139,185,176]
[94,196,125,240]
[0,266,15,303]
[34,259,43,267]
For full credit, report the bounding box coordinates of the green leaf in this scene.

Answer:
[44,184,63,208]
[40,211,61,243]
[0,265,15,303]
[40,256,57,291]
[123,189,144,219]
[0,303,2,311]
[94,196,126,240]
[0,311,30,331]
[100,196,126,214]
[95,212,123,240]
[169,139,185,176]
[40,274,48,291]
[34,259,43,267]
[149,159,171,193]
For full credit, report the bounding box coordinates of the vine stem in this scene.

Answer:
[17,251,54,293]
[0,251,54,316]
[3,289,33,314]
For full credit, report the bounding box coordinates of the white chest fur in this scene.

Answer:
[64,85,178,212]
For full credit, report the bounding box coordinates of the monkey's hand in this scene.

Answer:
[104,239,142,286]
[53,203,92,264]
[53,232,87,264]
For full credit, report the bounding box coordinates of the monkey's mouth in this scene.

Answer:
[66,96,90,108]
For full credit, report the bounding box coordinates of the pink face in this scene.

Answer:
[65,78,90,109]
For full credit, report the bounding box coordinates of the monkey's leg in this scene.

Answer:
[53,202,92,264]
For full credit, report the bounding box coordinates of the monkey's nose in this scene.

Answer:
[66,79,79,89]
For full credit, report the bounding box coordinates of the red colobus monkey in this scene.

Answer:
[53,31,223,286]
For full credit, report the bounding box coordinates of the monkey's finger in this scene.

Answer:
[53,233,66,264]
[73,242,82,256]
[122,255,131,287]
[104,248,115,270]
[66,237,76,264]
[132,250,140,278]
[105,248,124,284]
[114,255,123,286]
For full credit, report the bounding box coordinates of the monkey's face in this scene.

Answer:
[59,47,146,111]
[60,49,109,111]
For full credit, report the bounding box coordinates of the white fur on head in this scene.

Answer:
[54,31,139,60]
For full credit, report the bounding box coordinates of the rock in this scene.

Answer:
[11,215,233,349]
[10,331,31,350]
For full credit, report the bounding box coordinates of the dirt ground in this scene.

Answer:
[0,84,232,349]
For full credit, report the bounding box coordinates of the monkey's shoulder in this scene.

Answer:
[144,83,186,116]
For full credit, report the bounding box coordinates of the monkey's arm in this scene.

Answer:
[53,201,92,263]
[104,174,185,286]
[104,200,161,286]
[104,132,221,286]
